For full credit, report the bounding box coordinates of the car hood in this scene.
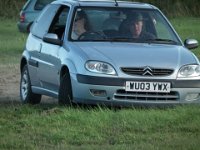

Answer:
[74,42,197,69]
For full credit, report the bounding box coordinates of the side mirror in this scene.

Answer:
[184,39,198,50]
[43,33,62,45]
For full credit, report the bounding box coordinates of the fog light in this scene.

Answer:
[90,89,107,97]
[185,93,200,101]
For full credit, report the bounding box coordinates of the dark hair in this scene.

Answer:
[130,12,143,22]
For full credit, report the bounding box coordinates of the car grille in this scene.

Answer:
[121,67,174,76]
[114,89,179,101]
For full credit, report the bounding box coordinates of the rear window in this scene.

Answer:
[34,0,55,10]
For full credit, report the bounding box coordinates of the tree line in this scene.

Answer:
[0,0,200,19]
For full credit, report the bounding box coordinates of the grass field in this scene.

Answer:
[1,104,200,150]
[0,19,27,64]
[170,17,200,58]
[0,18,200,149]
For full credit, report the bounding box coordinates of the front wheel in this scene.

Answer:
[58,73,73,106]
[20,65,41,104]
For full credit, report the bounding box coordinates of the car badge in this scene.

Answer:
[142,66,153,76]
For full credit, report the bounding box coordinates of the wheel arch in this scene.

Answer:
[60,58,77,79]
[59,65,74,102]
[60,65,70,80]
[27,22,33,32]
[20,57,27,73]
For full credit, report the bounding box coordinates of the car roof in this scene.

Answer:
[52,0,157,9]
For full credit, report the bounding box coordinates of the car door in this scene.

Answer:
[28,4,60,87]
[38,6,70,92]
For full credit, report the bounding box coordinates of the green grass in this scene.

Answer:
[171,17,200,41]
[0,104,200,150]
[0,18,27,64]
[170,17,200,58]
[1,18,200,149]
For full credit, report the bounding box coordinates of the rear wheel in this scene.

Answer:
[20,65,41,104]
[58,73,73,106]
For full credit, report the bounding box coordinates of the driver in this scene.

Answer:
[129,13,155,39]
[119,12,155,40]
[71,10,89,40]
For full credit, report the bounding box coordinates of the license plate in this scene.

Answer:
[125,81,171,93]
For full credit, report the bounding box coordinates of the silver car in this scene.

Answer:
[20,0,199,106]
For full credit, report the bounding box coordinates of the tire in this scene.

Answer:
[20,65,41,104]
[58,73,73,106]
[27,22,33,33]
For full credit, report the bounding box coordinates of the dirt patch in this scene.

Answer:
[0,64,57,104]
[0,64,20,101]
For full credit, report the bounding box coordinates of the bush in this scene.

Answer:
[0,0,26,19]
[0,0,200,19]
[131,0,200,17]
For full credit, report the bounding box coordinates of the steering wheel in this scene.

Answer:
[78,31,106,40]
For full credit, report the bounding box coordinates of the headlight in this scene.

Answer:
[178,65,200,78]
[85,61,116,75]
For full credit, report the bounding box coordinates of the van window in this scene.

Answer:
[34,0,55,10]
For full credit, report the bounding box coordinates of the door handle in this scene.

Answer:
[39,43,42,53]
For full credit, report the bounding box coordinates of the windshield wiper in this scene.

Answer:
[79,37,178,44]
[145,38,178,44]
[105,37,139,42]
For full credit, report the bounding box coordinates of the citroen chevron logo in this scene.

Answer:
[142,66,153,76]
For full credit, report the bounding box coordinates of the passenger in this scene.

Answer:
[71,10,89,40]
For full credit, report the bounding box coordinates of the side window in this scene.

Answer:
[48,6,69,39]
[31,4,60,39]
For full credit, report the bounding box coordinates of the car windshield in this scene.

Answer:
[70,7,181,45]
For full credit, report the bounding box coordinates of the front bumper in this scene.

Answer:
[70,74,200,106]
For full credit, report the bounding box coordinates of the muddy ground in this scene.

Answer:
[0,64,56,104]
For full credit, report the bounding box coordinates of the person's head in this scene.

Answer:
[129,13,143,38]
[73,10,89,34]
